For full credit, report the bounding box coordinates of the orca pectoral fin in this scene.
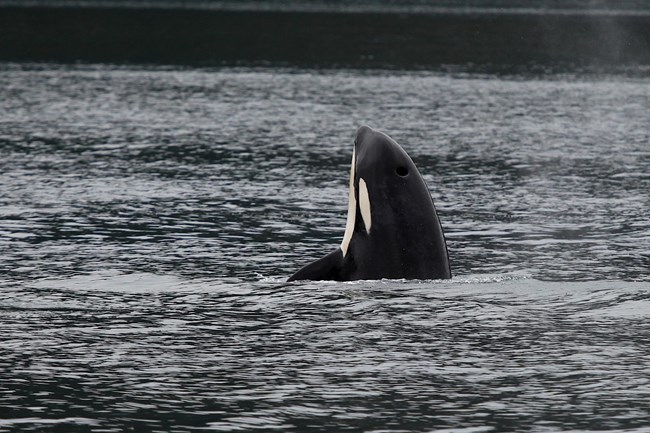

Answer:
[287,248,344,282]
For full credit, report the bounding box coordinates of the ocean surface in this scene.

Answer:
[1,63,650,432]
[2,0,650,13]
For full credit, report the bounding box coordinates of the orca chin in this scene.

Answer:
[288,125,451,282]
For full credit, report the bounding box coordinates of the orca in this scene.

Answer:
[288,125,451,281]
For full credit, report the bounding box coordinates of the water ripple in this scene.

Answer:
[2,64,650,432]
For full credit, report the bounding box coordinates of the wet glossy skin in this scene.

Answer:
[289,126,451,281]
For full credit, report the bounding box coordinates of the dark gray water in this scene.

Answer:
[3,0,650,13]
[1,63,650,431]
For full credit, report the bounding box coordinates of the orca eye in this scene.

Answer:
[396,166,408,177]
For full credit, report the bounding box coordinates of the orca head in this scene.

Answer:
[341,125,451,280]
[288,125,451,281]
[342,125,434,250]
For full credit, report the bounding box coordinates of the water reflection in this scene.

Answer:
[1,65,649,282]
[2,277,650,432]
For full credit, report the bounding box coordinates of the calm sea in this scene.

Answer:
[1,63,649,432]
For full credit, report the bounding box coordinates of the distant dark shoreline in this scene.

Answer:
[1,6,649,70]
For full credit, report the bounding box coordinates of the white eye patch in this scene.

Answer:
[358,178,371,234]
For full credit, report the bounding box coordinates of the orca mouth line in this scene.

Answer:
[340,147,356,257]
[341,142,373,256]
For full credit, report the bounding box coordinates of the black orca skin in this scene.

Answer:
[289,126,451,281]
